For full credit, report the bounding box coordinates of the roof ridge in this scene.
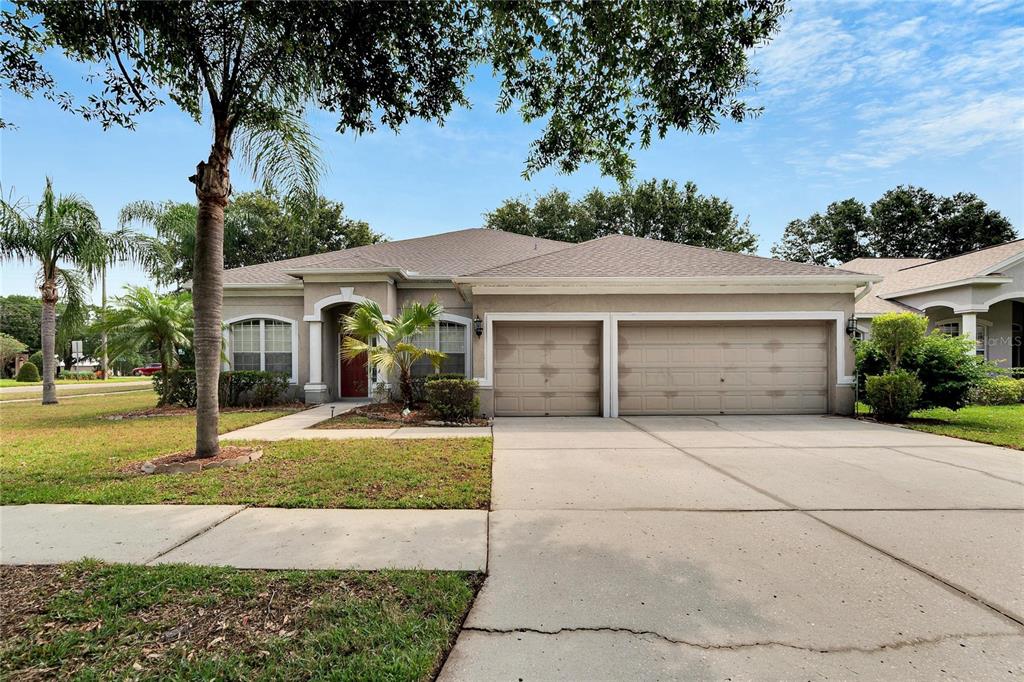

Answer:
[895,238,1024,273]
[463,235,580,276]
[587,233,859,275]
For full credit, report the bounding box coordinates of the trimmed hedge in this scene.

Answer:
[153,370,290,408]
[408,373,467,404]
[15,361,39,382]
[865,370,923,423]
[970,377,1024,406]
[425,377,478,422]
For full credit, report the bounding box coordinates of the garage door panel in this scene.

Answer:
[619,322,829,415]
[494,322,601,416]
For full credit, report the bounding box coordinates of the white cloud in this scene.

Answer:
[750,1,1023,172]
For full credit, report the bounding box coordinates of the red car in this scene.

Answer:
[131,363,163,376]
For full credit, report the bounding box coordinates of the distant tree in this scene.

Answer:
[0,332,28,374]
[3,0,784,456]
[0,294,42,350]
[772,199,870,265]
[123,191,386,288]
[486,180,758,253]
[773,186,1016,264]
[0,178,157,404]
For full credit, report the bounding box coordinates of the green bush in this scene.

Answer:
[865,370,923,423]
[870,312,928,370]
[970,377,1024,406]
[857,331,986,411]
[408,373,467,403]
[15,361,40,382]
[425,378,479,422]
[28,351,43,370]
[154,370,290,408]
[61,371,94,381]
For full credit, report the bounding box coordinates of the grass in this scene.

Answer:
[0,383,151,401]
[0,561,480,681]
[0,376,149,387]
[905,404,1024,449]
[0,391,493,508]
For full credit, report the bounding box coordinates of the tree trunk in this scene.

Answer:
[400,368,414,410]
[190,124,232,458]
[100,266,108,379]
[40,282,58,405]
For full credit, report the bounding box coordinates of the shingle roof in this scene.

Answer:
[842,257,934,275]
[465,234,867,278]
[846,240,1024,315]
[222,228,572,284]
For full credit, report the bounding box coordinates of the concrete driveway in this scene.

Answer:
[441,415,1024,681]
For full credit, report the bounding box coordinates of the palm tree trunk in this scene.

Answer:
[190,125,231,458]
[400,367,414,410]
[40,283,58,405]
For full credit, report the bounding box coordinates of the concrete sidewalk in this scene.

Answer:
[0,504,487,571]
[220,399,491,441]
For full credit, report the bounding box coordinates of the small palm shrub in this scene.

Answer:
[15,361,40,382]
[425,378,479,422]
[970,377,1024,406]
[865,370,923,422]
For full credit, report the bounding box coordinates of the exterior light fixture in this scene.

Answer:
[473,317,484,337]
[846,316,859,336]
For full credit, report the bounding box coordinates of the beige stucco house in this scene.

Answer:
[220,228,878,417]
[845,240,1024,372]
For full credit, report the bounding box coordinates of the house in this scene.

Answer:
[220,228,878,416]
[844,240,1024,372]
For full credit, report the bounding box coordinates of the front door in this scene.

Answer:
[340,338,368,397]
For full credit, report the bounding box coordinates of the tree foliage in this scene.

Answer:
[2,0,785,452]
[772,186,1016,265]
[486,179,758,252]
[0,294,41,350]
[122,191,386,287]
[0,332,28,370]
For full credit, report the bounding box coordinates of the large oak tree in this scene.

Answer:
[2,0,785,456]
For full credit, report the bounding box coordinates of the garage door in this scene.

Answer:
[493,322,601,416]
[618,322,829,415]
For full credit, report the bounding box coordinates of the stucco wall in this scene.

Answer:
[397,286,472,319]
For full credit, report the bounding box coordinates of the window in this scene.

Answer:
[935,320,988,358]
[230,319,294,379]
[410,319,468,377]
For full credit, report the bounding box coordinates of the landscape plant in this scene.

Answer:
[341,300,445,410]
[426,378,479,423]
[14,360,39,382]
[858,312,927,421]
[1,0,786,457]
[0,178,158,404]
[865,370,924,422]
[0,331,27,372]
[100,287,193,405]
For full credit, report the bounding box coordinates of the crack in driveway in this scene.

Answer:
[462,626,1022,654]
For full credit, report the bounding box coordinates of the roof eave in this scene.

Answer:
[881,276,1014,300]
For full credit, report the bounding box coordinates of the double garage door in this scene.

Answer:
[493,321,829,416]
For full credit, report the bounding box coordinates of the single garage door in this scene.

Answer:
[493,322,601,416]
[618,322,829,415]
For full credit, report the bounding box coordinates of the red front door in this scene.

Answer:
[340,340,368,397]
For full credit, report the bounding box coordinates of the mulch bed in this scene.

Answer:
[104,403,306,420]
[117,445,262,475]
[314,402,490,429]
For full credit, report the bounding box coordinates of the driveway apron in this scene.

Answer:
[440,415,1024,681]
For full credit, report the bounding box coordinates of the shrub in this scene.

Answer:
[970,377,1024,406]
[154,370,289,408]
[406,373,466,404]
[15,361,40,382]
[61,371,94,381]
[870,312,928,370]
[865,370,923,422]
[28,351,43,370]
[425,378,479,422]
[856,331,986,411]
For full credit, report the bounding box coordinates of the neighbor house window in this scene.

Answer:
[410,320,468,377]
[230,319,294,378]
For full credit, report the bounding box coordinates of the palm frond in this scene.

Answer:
[340,335,371,362]
[235,106,324,197]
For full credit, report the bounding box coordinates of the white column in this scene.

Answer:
[308,320,323,384]
[961,312,977,356]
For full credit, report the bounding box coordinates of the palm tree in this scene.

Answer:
[0,178,159,404]
[341,299,446,409]
[99,287,193,405]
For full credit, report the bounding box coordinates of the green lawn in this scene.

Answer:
[0,383,151,401]
[0,391,492,508]
[0,375,149,387]
[905,404,1024,449]
[1,561,480,681]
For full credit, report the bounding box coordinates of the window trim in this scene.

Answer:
[223,314,299,384]
[409,314,472,377]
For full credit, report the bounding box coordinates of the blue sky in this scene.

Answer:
[2,0,1022,301]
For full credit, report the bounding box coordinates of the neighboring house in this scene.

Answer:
[219,228,876,416]
[844,240,1024,372]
